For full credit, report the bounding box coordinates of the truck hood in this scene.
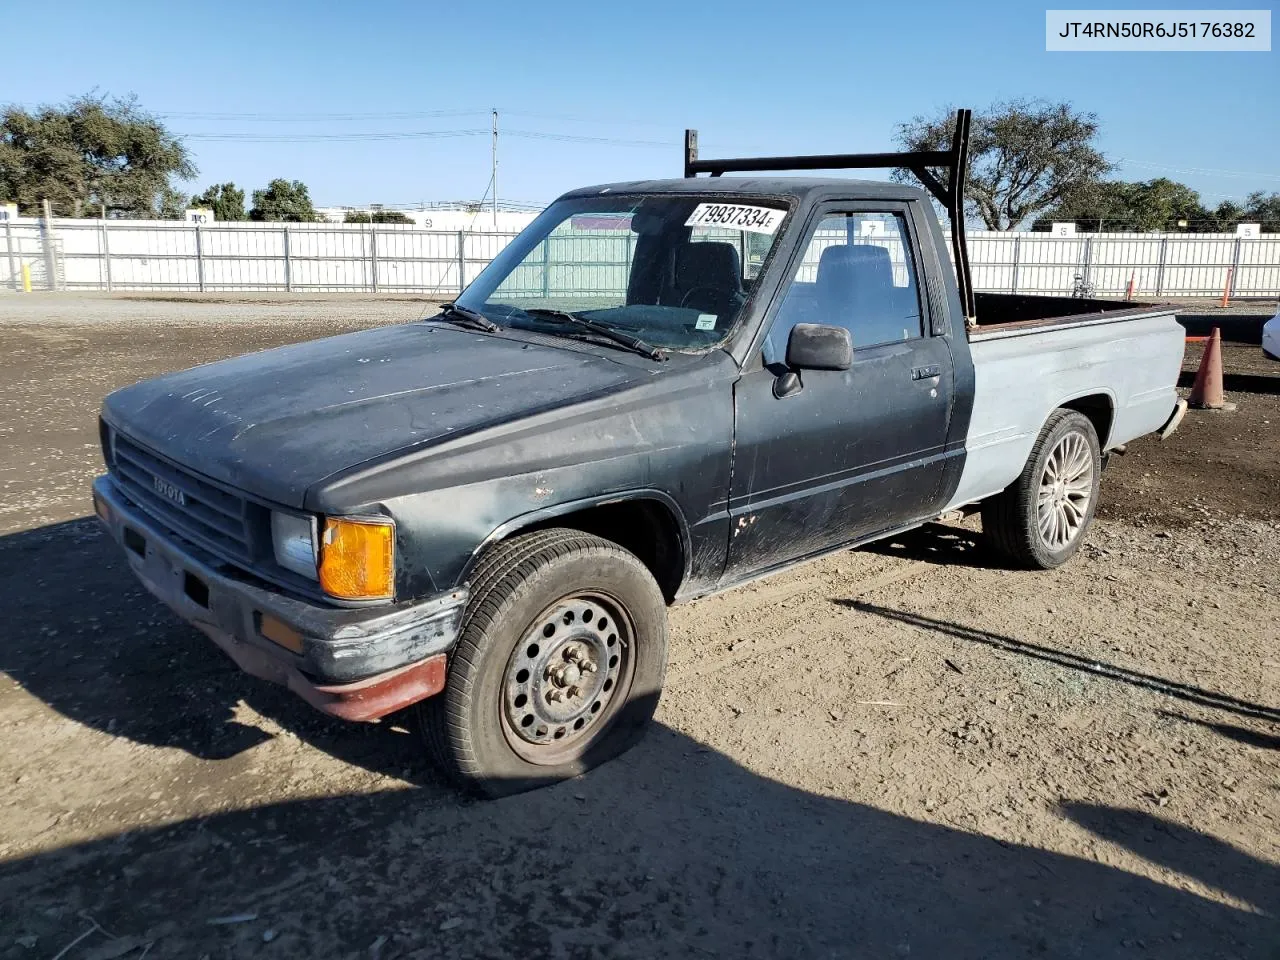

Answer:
[102,323,652,508]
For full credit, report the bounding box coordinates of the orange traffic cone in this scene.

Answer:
[1188,327,1226,409]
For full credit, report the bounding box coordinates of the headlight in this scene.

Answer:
[318,517,395,600]
[271,511,318,580]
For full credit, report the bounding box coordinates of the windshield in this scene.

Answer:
[453,195,790,351]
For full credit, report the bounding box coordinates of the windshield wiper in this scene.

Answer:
[522,308,665,360]
[436,302,500,333]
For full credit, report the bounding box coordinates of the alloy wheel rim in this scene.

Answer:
[1037,432,1094,550]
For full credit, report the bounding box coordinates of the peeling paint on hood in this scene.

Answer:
[101,323,650,508]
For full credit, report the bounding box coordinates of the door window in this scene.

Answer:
[768,211,924,358]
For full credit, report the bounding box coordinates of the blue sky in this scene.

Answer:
[5,0,1277,209]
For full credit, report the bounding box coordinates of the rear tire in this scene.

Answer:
[981,409,1101,570]
[419,528,668,798]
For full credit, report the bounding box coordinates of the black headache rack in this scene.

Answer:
[682,108,976,326]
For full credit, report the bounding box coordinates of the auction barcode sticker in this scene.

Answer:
[685,203,786,235]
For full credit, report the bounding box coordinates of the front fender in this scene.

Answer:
[458,489,693,587]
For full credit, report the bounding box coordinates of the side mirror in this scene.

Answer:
[786,323,852,371]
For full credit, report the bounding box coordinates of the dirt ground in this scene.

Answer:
[0,294,1276,959]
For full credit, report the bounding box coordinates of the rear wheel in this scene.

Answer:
[419,528,668,797]
[981,409,1101,569]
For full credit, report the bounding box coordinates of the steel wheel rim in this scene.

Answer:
[1037,432,1094,550]
[500,593,634,766]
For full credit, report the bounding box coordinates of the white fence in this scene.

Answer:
[2,217,1278,299]
[0,219,515,295]
[968,230,1280,298]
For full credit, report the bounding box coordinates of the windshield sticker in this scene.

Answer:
[695,314,718,331]
[685,203,785,235]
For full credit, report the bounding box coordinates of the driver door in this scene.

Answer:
[724,203,955,580]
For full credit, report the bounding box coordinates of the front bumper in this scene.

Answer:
[93,475,467,721]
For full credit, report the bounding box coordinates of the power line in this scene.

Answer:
[350,198,546,211]
[181,131,1280,181]
[1115,158,1280,182]
[12,97,1280,184]
[506,129,674,148]
[177,127,679,148]
[166,116,1280,182]
[181,128,490,142]
[159,106,676,130]
[501,109,671,129]
[160,108,489,122]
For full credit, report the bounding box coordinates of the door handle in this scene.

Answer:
[911,364,941,380]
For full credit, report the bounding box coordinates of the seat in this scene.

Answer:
[813,244,907,344]
[670,242,743,320]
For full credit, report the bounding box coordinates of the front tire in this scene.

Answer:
[981,409,1102,569]
[419,528,668,797]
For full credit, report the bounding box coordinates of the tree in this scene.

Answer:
[191,182,247,221]
[343,209,413,224]
[1037,178,1209,232]
[1196,193,1280,233]
[1241,191,1280,231]
[0,93,195,218]
[894,100,1110,230]
[249,179,320,222]
[1037,181,1279,233]
[158,188,189,220]
[1206,200,1243,232]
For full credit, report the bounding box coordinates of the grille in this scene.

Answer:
[111,434,254,563]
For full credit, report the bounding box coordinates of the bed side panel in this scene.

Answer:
[944,312,1184,509]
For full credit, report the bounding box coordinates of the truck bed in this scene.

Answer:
[944,305,1186,511]
[973,292,1161,332]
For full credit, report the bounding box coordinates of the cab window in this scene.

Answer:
[768,211,924,358]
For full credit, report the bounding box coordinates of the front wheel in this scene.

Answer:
[419,528,668,797]
[981,409,1102,569]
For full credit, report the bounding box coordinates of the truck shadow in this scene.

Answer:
[862,521,994,569]
[841,600,1280,725]
[0,715,1276,958]
[0,517,436,783]
[1156,710,1280,751]
[2,519,1278,957]
[1061,800,1280,917]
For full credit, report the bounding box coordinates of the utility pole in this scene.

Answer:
[491,108,499,229]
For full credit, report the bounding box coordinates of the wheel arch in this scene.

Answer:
[1056,390,1116,449]
[460,491,691,604]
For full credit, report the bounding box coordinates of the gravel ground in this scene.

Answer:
[0,295,1276,959]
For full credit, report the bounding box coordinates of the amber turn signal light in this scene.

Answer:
[318,517,395,600]
[258,613,305,653]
